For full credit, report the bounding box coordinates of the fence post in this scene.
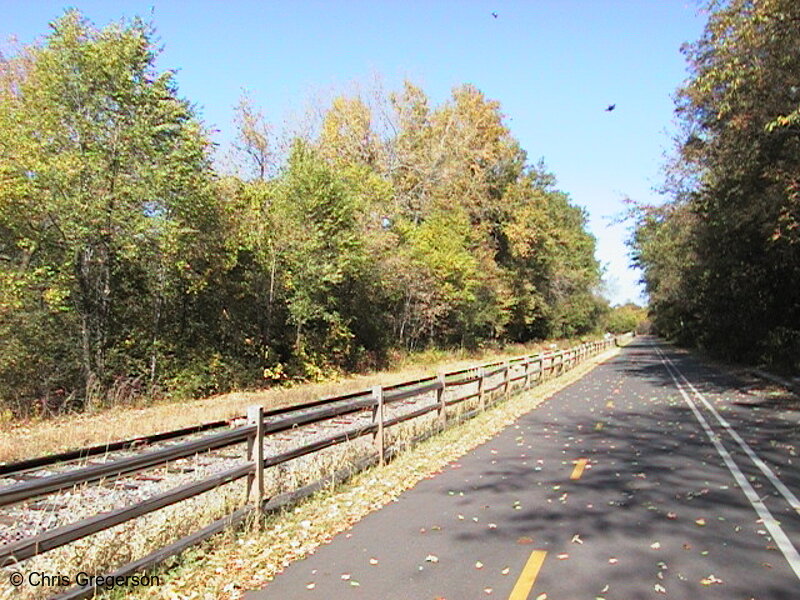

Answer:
[245,405,265,513]
[372,385,385,466]
[477,367,486,410]
[524,357,531,389]
[504,361,511,397]
[437,372,447,429]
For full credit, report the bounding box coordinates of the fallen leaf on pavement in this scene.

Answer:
[517,537,534,544]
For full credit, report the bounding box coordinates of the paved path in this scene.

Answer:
[246,337,800,599]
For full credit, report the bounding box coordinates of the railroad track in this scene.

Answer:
[0,370,487,544]
[0,386,382,483]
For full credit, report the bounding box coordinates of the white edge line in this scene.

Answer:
[654,344,800,580]
[660,350,800,513]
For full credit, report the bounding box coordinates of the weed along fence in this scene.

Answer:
[0,336,627,599]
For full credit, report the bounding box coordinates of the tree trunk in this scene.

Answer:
[265,251,276,344]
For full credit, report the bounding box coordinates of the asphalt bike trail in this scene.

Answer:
[247,337,800,599]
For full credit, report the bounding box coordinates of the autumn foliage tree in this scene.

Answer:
[0,10,607,416]
[631,0,800,369]
[0,11,220,411]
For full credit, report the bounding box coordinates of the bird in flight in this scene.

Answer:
[492,12,498,18]
[605,104,616,112]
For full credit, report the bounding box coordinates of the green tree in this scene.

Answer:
[0,11,217,411]
[231,92,274,181]
[632,0,800,368]
[501,166,603,339]
[602,303,647,334]
[270,141,371,373]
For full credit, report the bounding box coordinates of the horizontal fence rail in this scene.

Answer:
[0,334,630,599]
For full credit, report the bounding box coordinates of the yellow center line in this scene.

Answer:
[508,550,547,600]
[570,458,588,480]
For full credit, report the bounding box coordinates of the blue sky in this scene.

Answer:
[1,0,707,305]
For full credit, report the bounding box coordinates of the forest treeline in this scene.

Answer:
[630,0,800,371]
[0,11,616,417]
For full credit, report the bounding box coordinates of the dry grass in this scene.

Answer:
[0,339,583,464]
[109,345,621,600]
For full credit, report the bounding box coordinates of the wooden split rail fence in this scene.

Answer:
[0,335,627,599]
